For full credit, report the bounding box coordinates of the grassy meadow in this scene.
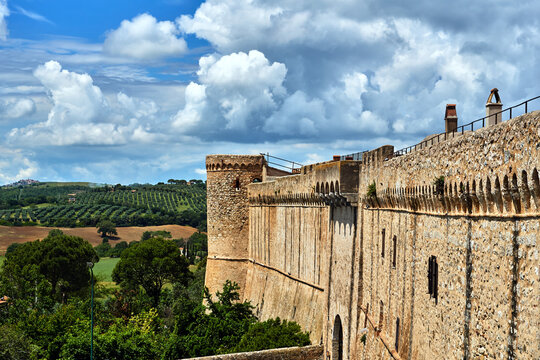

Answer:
[93,257,120,282]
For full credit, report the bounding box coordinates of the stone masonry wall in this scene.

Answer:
[243,204,330,344]
[356,111,540,360]
[205,111,539,360]
[206,155,265,299]
[242,161,361,345]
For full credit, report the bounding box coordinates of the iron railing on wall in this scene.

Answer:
[393,95,540,156]
[339,151,368,161]
[261,153,302,173]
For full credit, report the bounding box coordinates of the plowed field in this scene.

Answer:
[0,224,198,254]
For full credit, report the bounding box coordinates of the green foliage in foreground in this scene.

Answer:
[0,235,310,359]
[59,310,163,360]
[162,280,311,359]
[234,317,311,352]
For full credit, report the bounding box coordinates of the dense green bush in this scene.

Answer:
[1,230,97,305]
[59,310,163,360]
[235,318,310,352]
[163,280,311,359]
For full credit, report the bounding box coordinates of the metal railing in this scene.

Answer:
[393,95,540,156]
[340,150,368,161]
[261,153,303,172]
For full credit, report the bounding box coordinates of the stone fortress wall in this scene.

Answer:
[204,95,539,360]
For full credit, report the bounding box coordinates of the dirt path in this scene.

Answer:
[0,224,198,254]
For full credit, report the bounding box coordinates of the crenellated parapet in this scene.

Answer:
[249,193,351,206]
[363,167,540,216]
[360,110,540,217]
[248,159,361,206]
[206,154,265,172]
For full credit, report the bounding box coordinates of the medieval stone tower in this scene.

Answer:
[205,154,265,299]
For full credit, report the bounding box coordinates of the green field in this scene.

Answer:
[93,257,120,282]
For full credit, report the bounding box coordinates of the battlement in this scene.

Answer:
[206,154,265,172]
[248,159,361,206]
[361,111,540,217]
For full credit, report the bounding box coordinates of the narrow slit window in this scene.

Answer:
[428,256,439,304]
[234,177,240,191]
[381,229,385,258]
[392,236,397,268]
[378,300,384,331]
[395,317,400,351]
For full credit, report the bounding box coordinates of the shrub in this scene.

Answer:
[366,182,377,198]
[234,317,310,352]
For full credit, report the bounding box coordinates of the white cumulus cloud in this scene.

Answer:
[8,61,159,146]
[177,0,540,148]
[0,147,38,184]
[172,49,388,142]
[172,50,287,136]
[104,13,188,60]
[0,0,9,41]
[0,97,35,118]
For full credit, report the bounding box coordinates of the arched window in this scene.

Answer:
[332,315,343,360]
[252,178,261,183]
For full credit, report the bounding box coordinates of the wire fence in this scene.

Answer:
[393,95,540,156]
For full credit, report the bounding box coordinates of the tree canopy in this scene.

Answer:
[96,220,117,238]
[112,237,190,306]
[163,280,310,358]
[1,229,97,304]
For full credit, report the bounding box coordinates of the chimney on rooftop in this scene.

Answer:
[486,88,502,126]
[445,104,458,133]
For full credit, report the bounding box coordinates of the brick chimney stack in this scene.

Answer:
[445,104,458,133]
[486,88,502,126]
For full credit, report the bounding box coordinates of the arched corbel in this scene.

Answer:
[510,173,522,213]
[520,170,531,211]
[502,175,513,212]
[494,176,504,213]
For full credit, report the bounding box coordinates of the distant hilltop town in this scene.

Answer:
[1,179,40,188]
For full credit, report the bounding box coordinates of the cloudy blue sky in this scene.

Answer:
[0,0,539,184]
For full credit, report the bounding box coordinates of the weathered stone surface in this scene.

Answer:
[181,345,323,360]
[206,111,540,360]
